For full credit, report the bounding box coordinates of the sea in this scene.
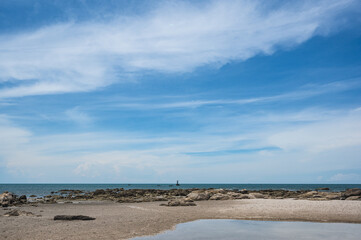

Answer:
[1,183,360,197]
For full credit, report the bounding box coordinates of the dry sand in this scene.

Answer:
[1,199,361,240]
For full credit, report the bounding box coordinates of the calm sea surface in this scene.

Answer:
[1,183,360,196]
[132,219,361,240]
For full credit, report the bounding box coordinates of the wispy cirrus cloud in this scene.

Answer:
[108,80,361,109]
[0,0,357,98]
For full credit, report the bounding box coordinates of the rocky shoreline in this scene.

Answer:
[1,187,361,208]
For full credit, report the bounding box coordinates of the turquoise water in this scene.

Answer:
[1,183,360,196]
[132,219,361,240]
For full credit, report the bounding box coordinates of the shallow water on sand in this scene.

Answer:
[132,219,361,240]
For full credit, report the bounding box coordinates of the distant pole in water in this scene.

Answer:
[176,180,180,186]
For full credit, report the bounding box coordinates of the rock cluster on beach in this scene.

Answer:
[0,191,27,207]
[1,188,361,208]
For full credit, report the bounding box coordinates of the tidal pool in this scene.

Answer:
[132,219,361,240]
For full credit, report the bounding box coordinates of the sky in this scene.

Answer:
[0,0,361,183]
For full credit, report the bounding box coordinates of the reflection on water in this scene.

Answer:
[132,219,361,240]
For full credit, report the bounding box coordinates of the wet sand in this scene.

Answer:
[1,199,361,240]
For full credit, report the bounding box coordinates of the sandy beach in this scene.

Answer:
[1,199,361,240]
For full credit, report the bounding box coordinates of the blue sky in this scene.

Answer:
[0,0,361,183]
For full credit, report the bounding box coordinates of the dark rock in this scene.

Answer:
[19,195,27,203]
[345,196,361,201]
[54,215,96,220]
[299,191,318,199]
[343,188,361,198]
[153,196,167,201]
[234,194,250,199]
[316,188,330,191]
[239,189,248,194]
[163,199,196,206]
[4,210,34,217]
[93,189,106,195]
[4,210,19,216]
[167,200,181,206]
[325,193,341,200]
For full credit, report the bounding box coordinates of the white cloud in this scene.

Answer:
[0,0,356,98]
[267,111,361,153]
[1,106,361,182]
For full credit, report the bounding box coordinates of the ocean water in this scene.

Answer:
[132,219,361,240]
[0,183,360,196]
